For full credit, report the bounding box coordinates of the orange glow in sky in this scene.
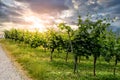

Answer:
[24,16,45,28]
[24,15,46,31]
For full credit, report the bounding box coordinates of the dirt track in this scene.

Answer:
[0,46,27,80]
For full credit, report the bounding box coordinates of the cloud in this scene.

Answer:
[15,0,68,15]
[60,0,120,24]
[17,0,120,28]
[0,1,23,22]
[0,0,120,32]
[0,0,69,25]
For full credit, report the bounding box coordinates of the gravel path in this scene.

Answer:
[0,46,27,80]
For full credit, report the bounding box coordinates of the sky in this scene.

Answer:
[0,0,120,32]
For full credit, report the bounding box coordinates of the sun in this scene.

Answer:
[24,15,46,32]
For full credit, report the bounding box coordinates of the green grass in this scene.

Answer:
[0,39,120,80]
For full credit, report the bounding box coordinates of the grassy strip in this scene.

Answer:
[0,39,120,80]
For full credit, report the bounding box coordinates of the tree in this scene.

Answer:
[58,23,74,62]
[74,16,110,76]
[29,31,43,48]
[42,33,48,52]
[4,30,10,39]
[88,20,110,76]
[47,29,64,61]
[113,37,120,76]
[104,31,120,76]
[73,16,92,73]
[17,30,24,42]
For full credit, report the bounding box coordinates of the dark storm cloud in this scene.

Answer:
[105,0,120,7]
[0,1,9,22]
[65,0,120,19]
[0,1,21,21]
[99,0,120,16]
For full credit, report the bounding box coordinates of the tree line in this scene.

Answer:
[4,16,120,76]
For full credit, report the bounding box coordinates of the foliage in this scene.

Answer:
[3,15,120,77]
[1,39,120,80]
